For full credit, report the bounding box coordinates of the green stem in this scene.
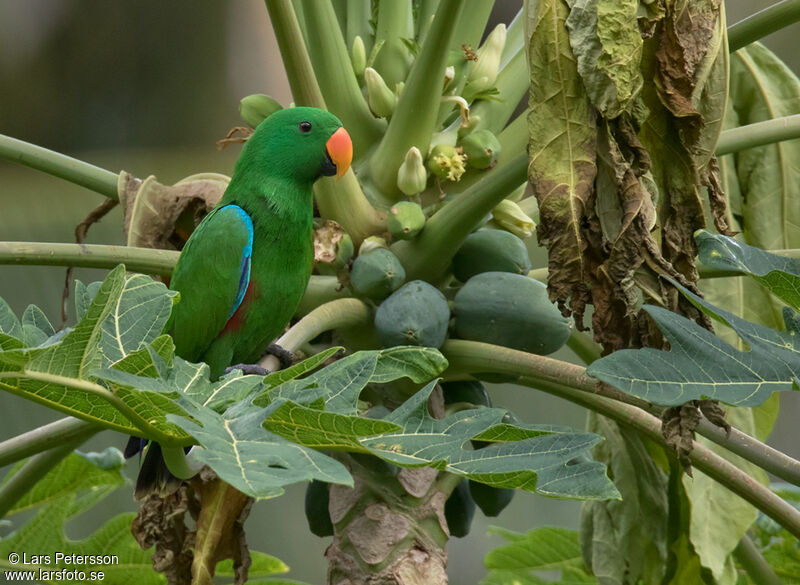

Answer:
[500,8,524,68]
[0,371,181,446]
[416,0,440,43]
[0,437,89,518]
[728,0,800,52]
[0,417,99,468]
[734,534,784,585]
[440,340,800,489]
[716,114,800,156]
[696,418,800,487]
[392,153,527,281]
[565,329,602,365]
[279,298,371,352]
[449,0,494,52]
[0,241,178,275]
[346,0,373,52]
[265,0,326,108]
[295,275,354,316]
[469,46,528,135]
[368,0,466,198]
[301,0,385,158]
[0,134,119,200]
[260,298,371,371]
[161,446,205,480]
[372,0,413,88]
[0,242,361,312]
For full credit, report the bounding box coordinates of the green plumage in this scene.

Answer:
[127,107,349,497]
[169,107,345,379]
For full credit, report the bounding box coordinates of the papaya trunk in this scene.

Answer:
[326,456,454,585]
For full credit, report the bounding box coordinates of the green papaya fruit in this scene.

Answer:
[444,479,476,538]
[451,229,531,282]
[453,272,571,355]
[468,480,514,517]
[304,480,333,537]
[441,380,491,407]
[461,129,502,169]
[386,201,426,240]
[374,280,450,348]
[350,248,406,300]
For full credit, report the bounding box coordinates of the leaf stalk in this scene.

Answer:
[0,134,119,200]
[716,114,800,156]
[0,437,88,518]
[728,0,800,52]
[0,417,99,468]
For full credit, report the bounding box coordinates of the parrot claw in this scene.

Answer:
[266,343,295,370]
[224,363,271,376]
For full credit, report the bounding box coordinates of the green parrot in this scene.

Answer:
[125,107,352,496]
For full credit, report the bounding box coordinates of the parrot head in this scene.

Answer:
[238,107,352,185]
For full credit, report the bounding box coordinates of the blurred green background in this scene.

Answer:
[1,2,798,583]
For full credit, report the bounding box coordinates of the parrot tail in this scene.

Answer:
[124,436,184,499]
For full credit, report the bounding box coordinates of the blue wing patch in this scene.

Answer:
[220,204,254,318]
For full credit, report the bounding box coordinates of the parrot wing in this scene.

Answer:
[168,204,253,361]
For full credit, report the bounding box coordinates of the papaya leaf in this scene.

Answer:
[74,280,102,322]
[481,526,596,585]
[0,448,161,585]
[0,267,180,437]
[257,346,449,414]
[262,346,343,388]
[696,229,800,311]
[21,304,55,347]
[0,296,23,340]
[752,485,800,583]
[587,281,800,406]
[565,0,642,119]
[96,273,177,365]
[729,43,800,251]
[580,414,668,585]
[215,550,288,578]
[0,448,126,516]
[262,400,402,451]
[683,407,767,583]
[0,505,165,585]
[168,397,353,499]
[358,381,619,499]
[526,0,598,322]
[95,355,269,442]
[165,347,448,498]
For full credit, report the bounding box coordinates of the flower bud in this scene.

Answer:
[461,129,502,170]
[428,144,467,182]
[397,147,428,195]
[239,94,283,128]
[466,24,506,93]
[491,199,535,239]
[387,201,426,240]
[444,66,455,90]
[351,36,366,77]
[365,67,396,118]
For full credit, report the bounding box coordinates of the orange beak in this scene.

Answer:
[326,127,353,179]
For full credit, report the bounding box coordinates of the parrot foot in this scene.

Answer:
[224,363,271,376]
[266,343,295,370]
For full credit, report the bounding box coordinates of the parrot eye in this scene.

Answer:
[299,121,312,133]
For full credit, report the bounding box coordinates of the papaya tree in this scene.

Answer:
[1,1,800,584]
